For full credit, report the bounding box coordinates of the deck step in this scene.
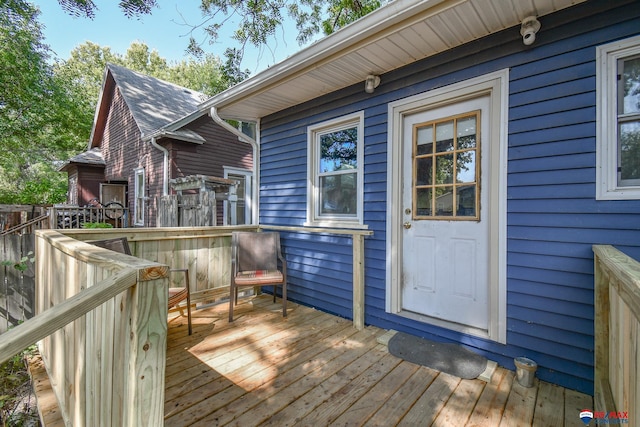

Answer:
[27,353,65,427]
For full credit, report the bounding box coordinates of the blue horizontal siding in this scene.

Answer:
[258,0,640,395]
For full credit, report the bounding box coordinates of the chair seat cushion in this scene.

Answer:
[235,270,283,285]
[168,287,188,308]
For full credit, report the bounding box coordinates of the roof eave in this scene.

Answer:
[199,0,453,119]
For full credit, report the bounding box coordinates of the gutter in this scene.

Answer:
[209,107,260,225]
[150,137,169,196]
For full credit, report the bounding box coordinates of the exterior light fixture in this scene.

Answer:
[520,16,541,46]
[365,75,380,93]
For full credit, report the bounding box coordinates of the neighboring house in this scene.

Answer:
[62,63,254,226]
[59,147,106,206]
[199,0,640,394]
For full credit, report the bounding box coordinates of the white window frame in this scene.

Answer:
[596,34,640,200]
[306,111,365,228]
[134,167,145,226]
[224,166,253,225]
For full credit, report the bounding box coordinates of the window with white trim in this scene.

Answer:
[224,167,253,225]
[597,35,640,200]
[134,167,145,226]
[307,112,364,227]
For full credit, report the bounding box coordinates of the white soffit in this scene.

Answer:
[204,0,586,122]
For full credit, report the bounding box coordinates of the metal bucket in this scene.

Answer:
[514,357,537,387]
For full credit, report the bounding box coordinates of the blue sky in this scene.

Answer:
[32,0,313,74]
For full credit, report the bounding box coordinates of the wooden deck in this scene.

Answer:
[164,295,593,427]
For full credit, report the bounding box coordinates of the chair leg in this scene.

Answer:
[273,285,276,303]
[282,282,287,318]
[229,282,235,322]
[184,270,192,336]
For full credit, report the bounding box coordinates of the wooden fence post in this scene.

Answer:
[123,267,168,427]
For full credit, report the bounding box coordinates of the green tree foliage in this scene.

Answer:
[57,0,156,18]
[0,1,229,205]
[54,0,388,74]
[0,0,89,204]
[54,41,227,113]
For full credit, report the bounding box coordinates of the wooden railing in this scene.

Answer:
[32,230,170,426]
[61,226,258,306]
[49,205,128,229]
[261,225,373,330]
[12,224,371,426]
[593,245,640,425]
[0,213,48,236]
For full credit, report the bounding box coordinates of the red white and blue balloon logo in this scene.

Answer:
[580,410,594,425]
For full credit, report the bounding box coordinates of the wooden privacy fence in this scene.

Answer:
[0,233,36,332]
[593,245,640,425]
[157,175,238,227]
[31,230,169,426]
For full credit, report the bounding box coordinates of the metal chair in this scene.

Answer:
[230,231,287,322]
[89,237,192,335]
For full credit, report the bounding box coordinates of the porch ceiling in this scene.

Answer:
[201,0,586,122]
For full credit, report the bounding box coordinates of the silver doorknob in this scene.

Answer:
[403,222,411,229]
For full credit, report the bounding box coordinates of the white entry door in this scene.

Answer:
[401,95,491,331]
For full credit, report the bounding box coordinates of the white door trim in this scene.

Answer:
[385,69,509,343]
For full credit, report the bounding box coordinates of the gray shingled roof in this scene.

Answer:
[107,63,208,138]
[59,147,105,171]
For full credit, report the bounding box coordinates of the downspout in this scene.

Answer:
[209,107,259,225]
[150,136,169,196]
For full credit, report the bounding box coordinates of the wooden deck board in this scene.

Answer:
[162,296,594,426]
[466,365,513,426]
[32,294,594,426]
[363,365,438,426]
[532,381,566,426]
[27,354,66,427]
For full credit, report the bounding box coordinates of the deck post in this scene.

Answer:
[593,245,640,425]
[353,234,365,330]
[123,268,168,427]
[593,249,615,413]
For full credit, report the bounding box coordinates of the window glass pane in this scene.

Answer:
[457,116,477,149]
[457,151,476,183]
[435,121,454,152]
[411,113,480,219]
[135,170,144,224]
[416,125,433,155]
[320,173,357,215]
[227,174,247,225]
[230,174,246,200]
[415,188,432,216]
[622,57,640,115]
[416,157,433,185]
[136,173,144,196]
[435,153,454,184]
[320,127,357,173]
[457,185,476,217]
[620,120,640,182]
[435,186,454,216]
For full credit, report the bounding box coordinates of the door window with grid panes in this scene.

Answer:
[413,111,480,220]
